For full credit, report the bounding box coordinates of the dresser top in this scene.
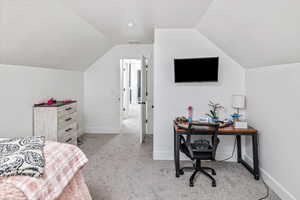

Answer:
[34,101,76,107]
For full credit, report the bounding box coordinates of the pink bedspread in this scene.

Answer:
[0,141,90,200]
[0,171,91,200]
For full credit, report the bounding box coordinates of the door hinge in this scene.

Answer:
[145,119,148,123]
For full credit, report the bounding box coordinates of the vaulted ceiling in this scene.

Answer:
[1,0,300,70]
[0,0,112,71]
[0,0,212,71]
[198,0,300,68]
[60,0,213,44]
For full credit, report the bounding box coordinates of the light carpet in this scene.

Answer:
[80,134,281,200]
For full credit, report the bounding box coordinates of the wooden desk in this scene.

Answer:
[174,122,260,180]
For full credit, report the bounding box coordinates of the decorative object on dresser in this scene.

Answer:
[34,101,78,145]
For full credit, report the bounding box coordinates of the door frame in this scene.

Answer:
[119,57,153,139]
[120,58,142,133]
[140,56,147,143]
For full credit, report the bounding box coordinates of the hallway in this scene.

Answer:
[121,104,141,134]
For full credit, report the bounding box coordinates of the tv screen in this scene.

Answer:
[174,57,219,83]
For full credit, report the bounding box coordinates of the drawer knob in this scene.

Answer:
[65,107,72,111]
[65,128,73,132]
[65,118,72,122]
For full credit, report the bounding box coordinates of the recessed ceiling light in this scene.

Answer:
[128,21,135,28]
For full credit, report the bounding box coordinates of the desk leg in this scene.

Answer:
[238,134,260,180]
[174,131,180,178]
[236,135,242,163]
[252,134,260,180]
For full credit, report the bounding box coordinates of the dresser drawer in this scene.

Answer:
[58,123,77,142]
[63,135,77,145]
[58,103,77,117]
[60,132,77,145]
[58,112,77,129]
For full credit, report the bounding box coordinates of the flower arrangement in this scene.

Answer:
[205,101,224,122]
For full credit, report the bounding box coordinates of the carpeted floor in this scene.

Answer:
[80,134,281,200]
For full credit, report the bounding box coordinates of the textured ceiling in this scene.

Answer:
[198,0,300,68]
[0,0,112,71]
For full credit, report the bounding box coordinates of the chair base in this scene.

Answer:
[189,160,217,187]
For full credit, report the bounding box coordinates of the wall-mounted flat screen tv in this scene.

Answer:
[174,57,219,83]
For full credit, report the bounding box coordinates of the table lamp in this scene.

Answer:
[232,95,245,121]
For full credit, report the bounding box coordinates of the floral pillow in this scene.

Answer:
[0,136,45,177]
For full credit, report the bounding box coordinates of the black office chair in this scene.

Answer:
[179,123,220,187]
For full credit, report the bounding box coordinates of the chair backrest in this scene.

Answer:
[189,122,219,147]
[178,122,220,160]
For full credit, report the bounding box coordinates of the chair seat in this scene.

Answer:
[180,138,215,160]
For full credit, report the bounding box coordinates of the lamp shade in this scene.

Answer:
[232,95,245,109]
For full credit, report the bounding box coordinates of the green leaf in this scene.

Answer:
[210,110,217,118]
[205,113,213,118]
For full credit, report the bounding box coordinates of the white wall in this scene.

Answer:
[84,44,153,133]
[0,64,84,138]
[153,29,245,160]
[245,63,299,200]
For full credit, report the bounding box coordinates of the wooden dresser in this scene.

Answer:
[33,101,78,145]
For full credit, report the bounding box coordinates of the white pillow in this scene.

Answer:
[0,136,45,177]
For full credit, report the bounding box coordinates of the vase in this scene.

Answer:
[212,117,219,122]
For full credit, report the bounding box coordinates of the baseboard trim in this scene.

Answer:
[85,126,120,134]
[244,155,296,200]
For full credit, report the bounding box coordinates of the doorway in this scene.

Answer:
[120,57,149,143]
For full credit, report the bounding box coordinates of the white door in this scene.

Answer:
[121,60,130,119]
[140,56,147,143]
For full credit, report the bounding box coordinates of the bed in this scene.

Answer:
[0,141,92,200]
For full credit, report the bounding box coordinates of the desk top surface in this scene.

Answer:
[174,121,258,134]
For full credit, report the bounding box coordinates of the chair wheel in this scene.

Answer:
[212,182,216,187]
[189,183,194,187]
[179,169,184,175]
